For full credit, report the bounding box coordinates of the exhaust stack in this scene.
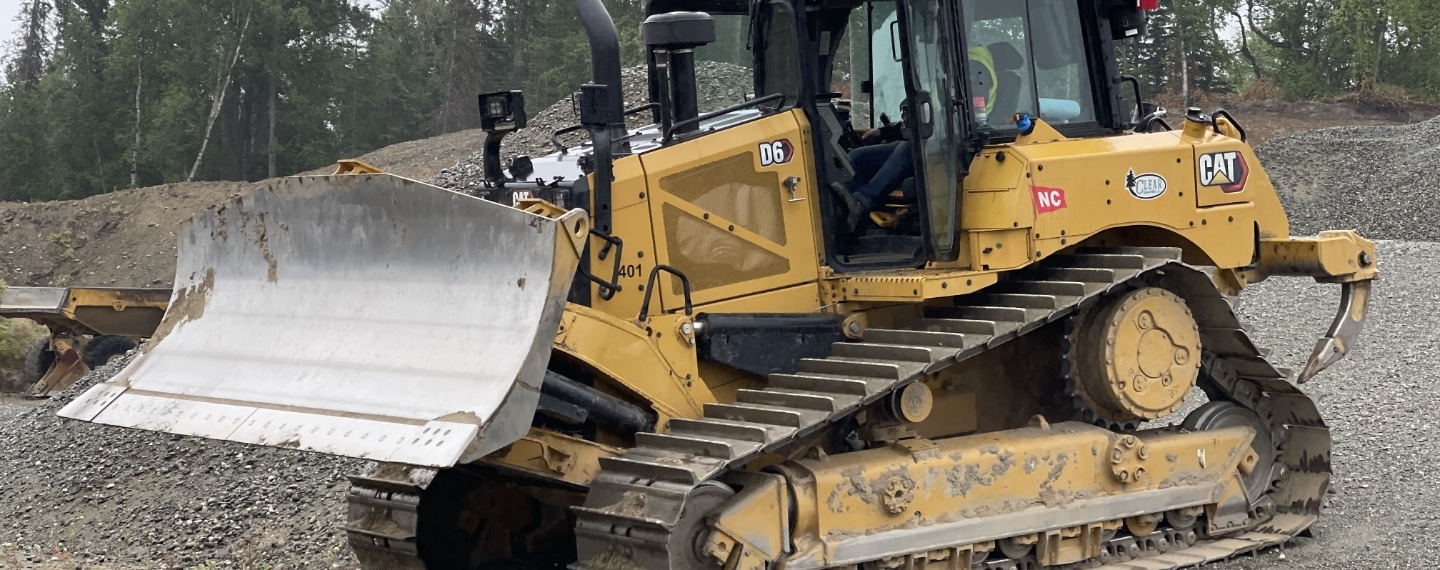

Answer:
[643,12,717,136]
[575,0,627,141]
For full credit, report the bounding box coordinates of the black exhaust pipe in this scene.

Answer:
[575,0,627,140]
[643,12,715,137]
[574,0,626,236]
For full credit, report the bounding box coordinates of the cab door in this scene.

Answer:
[895,0,967,261]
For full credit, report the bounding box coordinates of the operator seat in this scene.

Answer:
[986,42,1025,123]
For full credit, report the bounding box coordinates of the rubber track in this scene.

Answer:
[570,246,1329,570]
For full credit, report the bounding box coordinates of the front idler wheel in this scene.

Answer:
[677,482,737,569]
[1182,401,1278,507]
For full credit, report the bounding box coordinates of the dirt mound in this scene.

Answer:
[1256,116,1440,240]
[0,129,485,289]
[1223,99,1420,145]
[1,182,247,288]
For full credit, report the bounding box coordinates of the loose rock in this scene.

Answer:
[1258,117,1440,240]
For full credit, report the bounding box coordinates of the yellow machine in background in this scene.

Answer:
[62,0,1375,569]
[1,286,167,397]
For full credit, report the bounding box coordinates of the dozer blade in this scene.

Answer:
[60,174,588,468]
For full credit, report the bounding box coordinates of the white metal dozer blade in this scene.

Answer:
[60,174,588,468]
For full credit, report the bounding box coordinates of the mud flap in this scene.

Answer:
[60,174,587,468]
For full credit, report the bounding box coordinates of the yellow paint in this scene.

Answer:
[480,428,623,486]
[784,423,1253,567]
[553,303,713,422]
[1256,229,1378,283]
[590,156,656,320]
[640,109,822,312]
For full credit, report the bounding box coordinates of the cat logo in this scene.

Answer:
[1199,151,1249,193]
[758,139,794,167]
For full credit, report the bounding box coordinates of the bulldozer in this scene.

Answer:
[60,0,1378,568]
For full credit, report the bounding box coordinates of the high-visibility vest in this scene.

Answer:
[969,46,998,114]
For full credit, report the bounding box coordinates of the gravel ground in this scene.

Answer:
[1205,239,1436,569]
[0,354,365,569]
[0,81,1431,567]
[1258,117,1440,240]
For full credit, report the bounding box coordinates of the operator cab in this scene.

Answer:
[638,0,1142,271]
[817,0,1131,268]
[480,0,1149,288]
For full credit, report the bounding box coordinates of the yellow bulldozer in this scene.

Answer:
[61,0,1376,568]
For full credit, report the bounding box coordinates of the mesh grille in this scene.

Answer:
[658,153,787,246]
[656,151,792,294]
[663,204,790,293]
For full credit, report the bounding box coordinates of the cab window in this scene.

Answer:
[963,0,1096,128]
[756,0,804,107]
[839,1,907,129]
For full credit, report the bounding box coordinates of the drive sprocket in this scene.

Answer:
[1070,287,1202,424]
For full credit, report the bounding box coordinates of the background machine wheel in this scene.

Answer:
[21,336,55,386]
[82,335,137,369]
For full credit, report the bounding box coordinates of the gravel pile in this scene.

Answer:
[0,353,365,569]
[1257,116,1440,240]
[430,61,752,195]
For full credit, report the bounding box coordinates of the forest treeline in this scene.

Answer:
[2,0,1438,202]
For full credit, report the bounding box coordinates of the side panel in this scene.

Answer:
[1000,131,1259,269]
[590,157,658,321]
[641,110,822,311]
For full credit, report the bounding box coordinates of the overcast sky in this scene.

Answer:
[0,0,20,53]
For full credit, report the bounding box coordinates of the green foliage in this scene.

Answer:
[1117,0,1440,104]
[0,0,654,202]
[0,280,48,370]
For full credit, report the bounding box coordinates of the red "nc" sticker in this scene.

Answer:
[1031,185,1067,214]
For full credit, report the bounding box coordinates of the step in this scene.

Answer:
[667,417,771,443]
[962,293,1060,310]
[1049,253,1147,269]
[735,388,838,412]
[596,456,700,484]
[829,342,936,363]
[864,328,970,349]
[917,318,997,336]
[1077,246,1182,263]
[933,305,1029,323]
[634,432,744,459]
[796,358,902,380]
[704,402,807,427]
[769,373,871,396]
[766,388,863,411]
[998,280,1088,297]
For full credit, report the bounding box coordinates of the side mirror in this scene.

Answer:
[1106,6,1148,40]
